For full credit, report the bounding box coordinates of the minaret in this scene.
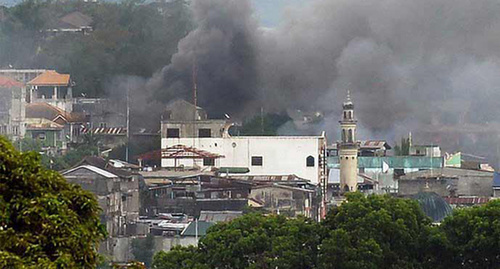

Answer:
[339,90,358,193]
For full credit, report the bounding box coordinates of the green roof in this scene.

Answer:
[181,221,215,237]
[219,167,250,174]
[328,156,443,169]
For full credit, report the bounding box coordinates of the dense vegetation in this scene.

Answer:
[152,193,500,269]
[0,136,106,268]
[0,0,192,97]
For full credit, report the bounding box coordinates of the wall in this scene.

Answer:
[398,178,458,196]
[161,136,324,184]
[162,120,227,138]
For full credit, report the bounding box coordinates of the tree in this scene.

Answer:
[320,193,432,269]
[394,136,410,156]
[236,113,291,136]
[153,245,206,269]
[439,200,500,268]
[132,233,155,268]
[0,136,106,268]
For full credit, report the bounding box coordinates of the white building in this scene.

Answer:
[159,99,327,185]
[161,136,327,184]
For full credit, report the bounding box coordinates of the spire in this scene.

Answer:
[343,89,353,109]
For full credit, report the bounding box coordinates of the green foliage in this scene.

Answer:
[152,194,500,269]
[131,233,155,268]
[1,0,192,97]
[153,245,206,269]
[320,193,432,269]
[439,200,500,268]
[394,136,411,156]
[0,136,106,268]
[236,113,291,136]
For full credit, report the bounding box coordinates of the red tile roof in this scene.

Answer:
[0,75,24,88]
[28,70,70,86]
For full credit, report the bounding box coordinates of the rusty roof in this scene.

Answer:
[162,145,224,159]
[28,70,70,86]
[0,75,24,88]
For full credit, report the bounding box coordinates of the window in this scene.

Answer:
[348,129,353,143]
[203,158,215,166]
[306,156,315,167]
[342,129,346,142]
[166,128,180,138]
[251,156,263,166]
[99,122,107,128]
[198,128,211,138]
[38,133,46,140]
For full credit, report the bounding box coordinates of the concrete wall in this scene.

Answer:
[162,136,325,184]
[162,120,227,138]
[398,178,458,197]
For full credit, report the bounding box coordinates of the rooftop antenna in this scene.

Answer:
[125,84,130,162]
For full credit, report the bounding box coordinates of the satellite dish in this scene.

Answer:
[224,114,230,119]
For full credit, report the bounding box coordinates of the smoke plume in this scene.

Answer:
[143,0,500,163]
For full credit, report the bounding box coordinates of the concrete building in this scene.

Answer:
[399,167,493,197]
[27,70,73,112]
[160,100,327,186]
[0,75,26,140]
[338,91,358,193]
[62,157,140,237]
[0,69,47,84]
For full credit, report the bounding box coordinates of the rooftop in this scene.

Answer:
[28,70,70,86]
[0,75,24,88]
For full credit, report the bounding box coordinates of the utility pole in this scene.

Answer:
[125,84,130,162]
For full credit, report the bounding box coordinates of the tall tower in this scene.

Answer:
[339,90,358,193]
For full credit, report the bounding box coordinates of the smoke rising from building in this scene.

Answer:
[151,0,500,133]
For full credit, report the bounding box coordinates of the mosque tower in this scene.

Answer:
[339,90,359,193]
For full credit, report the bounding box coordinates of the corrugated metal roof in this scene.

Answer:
[62,165,118,178]
[162,145,224,159]
[181,221,214,237]
[443,197,490,205]
[199,211,242,223]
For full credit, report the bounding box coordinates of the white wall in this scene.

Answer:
[162,136,324,184]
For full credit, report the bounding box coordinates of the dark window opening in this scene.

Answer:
[342,129,347,142]
[348,129,353,143]
[203,158,215,166]
[252,156,263,166]
[306,156,315,167]
[166,128,180,138]
[199,128,211,138]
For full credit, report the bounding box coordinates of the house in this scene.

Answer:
[328,140,391,157]
[249,184,316,217]
[399,167,493,197]
[0,69,47,84]
[24,118,65,153]
[47,11,93,35]
[62,156,141,237]
[409,144,441,157]
[0,75,26,140]
[27,70,73,112]
[26,102,86,145]
[327,168,378,198]
[141,170,253,217]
